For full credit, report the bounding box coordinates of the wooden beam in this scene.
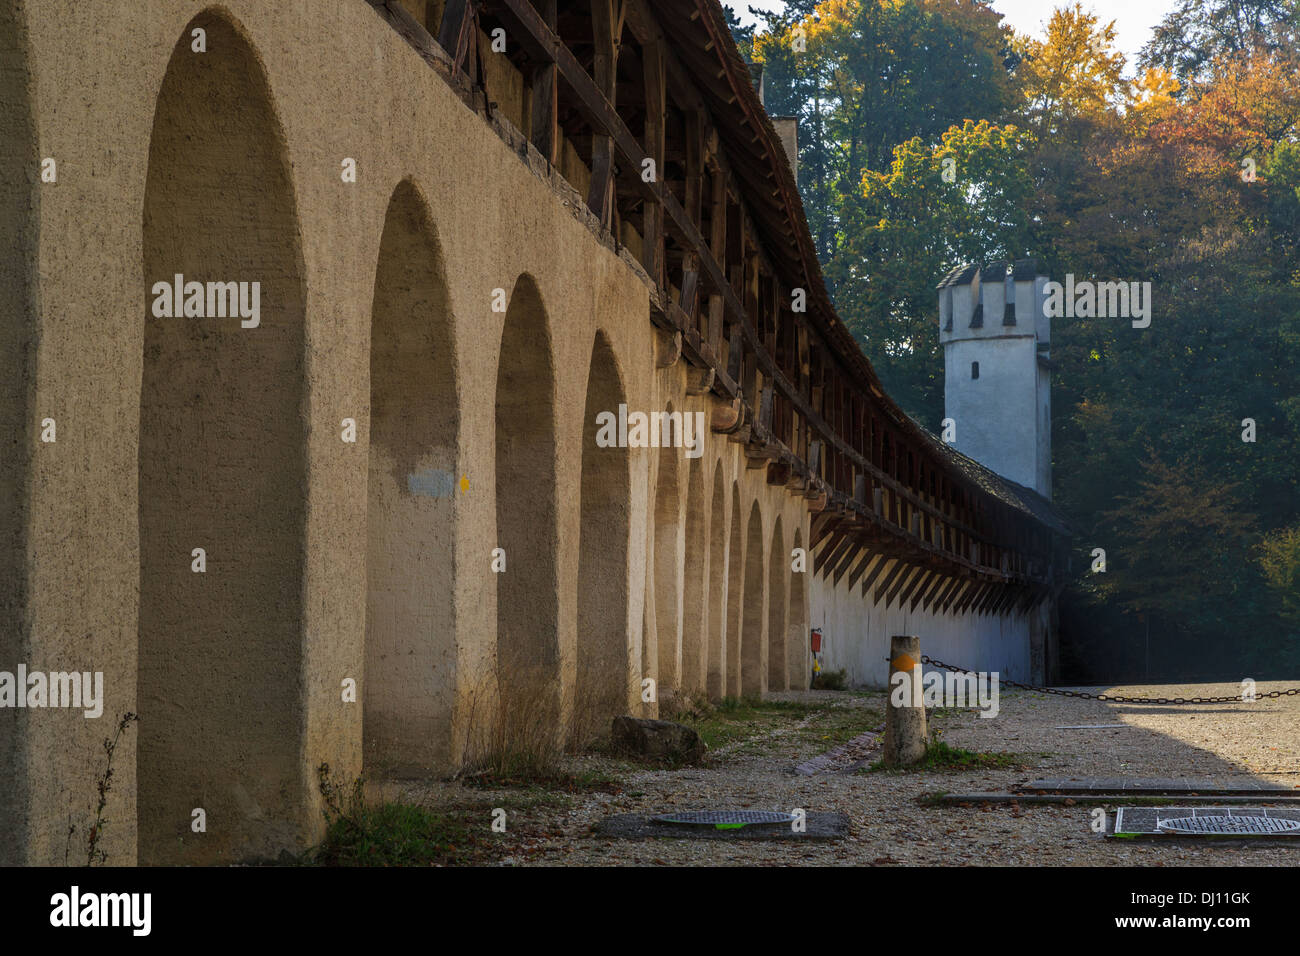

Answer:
[830,535,866,586]
[641,33,666,285]
[482,0,1055,588]
[706,162,727,356]
[710,395,742,433]
[527,0,558,164]
[438,0,475,73]
[820,531,858,581]
[809,510,841,550]
[686,367,715,395]
[655,329,682,368]
[586,0,624,226]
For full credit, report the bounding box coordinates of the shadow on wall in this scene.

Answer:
[574,330,631,746]
[651,405,681,695]
[0,0,36,866]
[705,464,727,700]
[767,515,787,691]
[741,502,764,696]
[725,483,744,697]
[138,8,308,865]
[364,178,459,777]
[494,274,560,732]
[681,456,707,696]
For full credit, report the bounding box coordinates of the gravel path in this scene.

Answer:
[386,680,1300,866]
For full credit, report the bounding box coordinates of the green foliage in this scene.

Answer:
[684,696,849,751]
[1098,453,1257,619]
[745,0,1300,677]
[65,712,139,866]
[1139,0,1300,84]
[1259,526,1300,622]
[315,801,486,867]
[835,119,1037,422]
[866,739,1025,773]
[752,0,1018,266]
[313,763,493,866]
[812,667,849,690]
[722,4,755,59]
[1265,139,1300,239]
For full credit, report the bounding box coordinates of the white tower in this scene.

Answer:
[938,260,1051,498]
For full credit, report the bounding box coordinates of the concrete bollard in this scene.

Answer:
[883,635,928,767]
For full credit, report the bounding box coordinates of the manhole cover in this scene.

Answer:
[1156,814,1300,835]
[652,810,797,830]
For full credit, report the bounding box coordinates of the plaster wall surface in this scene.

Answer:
[810,567,1035,689]
[1,0,814,864]
[945,336,1039,491]
[4,0,1061,869]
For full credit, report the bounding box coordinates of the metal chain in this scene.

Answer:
[918,655,1300,704]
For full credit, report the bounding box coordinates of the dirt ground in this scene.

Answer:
[375,680,1300,866]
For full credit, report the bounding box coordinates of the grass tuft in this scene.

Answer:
[812,668,849,691]
[865,740,1025,774]
[311,763,499,866]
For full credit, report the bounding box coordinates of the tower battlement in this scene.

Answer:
[938,259,1049,348]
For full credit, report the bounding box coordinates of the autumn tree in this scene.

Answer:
[1140,0,1300,84]
[741,0,1300,676]
[1259,527,1300,623]
[1017,3,1127,136]
[1099,453,1258,626]
[752,0,1019,264]
[834,119,1037,423]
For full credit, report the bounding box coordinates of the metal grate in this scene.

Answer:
[1156,812,1300,835]
[652,810,797,828]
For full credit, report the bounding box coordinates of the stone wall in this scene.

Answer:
[0,0,811,865]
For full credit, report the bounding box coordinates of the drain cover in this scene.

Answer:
[1113,806,1300,838]
[652,810,797,829]
[1157,814,1300,835]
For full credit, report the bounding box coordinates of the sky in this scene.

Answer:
[733,0,1180,74]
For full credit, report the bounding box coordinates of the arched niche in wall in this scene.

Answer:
[574,330,631,742]
[494,273,559,731]
[767,515,788,691]
[139,8,307,865]
[364,179,459,776]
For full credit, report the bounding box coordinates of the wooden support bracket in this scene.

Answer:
[655,329,682,368]
[710,396,743,433]
[686,367,715,395]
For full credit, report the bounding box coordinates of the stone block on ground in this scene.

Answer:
[611,715,706,764]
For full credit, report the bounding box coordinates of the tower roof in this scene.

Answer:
[936,259,1039,289]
